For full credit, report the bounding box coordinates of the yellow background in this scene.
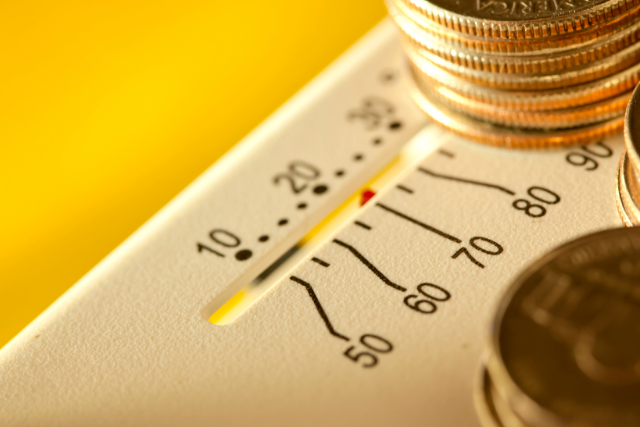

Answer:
[0,1,387,349]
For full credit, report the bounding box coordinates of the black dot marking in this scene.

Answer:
[278,218,289,226]
[258,235,269,242]
[372,138,382,146]
[353,154,364,161]
[381,71,396,83]
[235,249,252,261]
[312,185,328,195]
[388,121,402,131]
[297,202,307,210]
[335,169,345,177]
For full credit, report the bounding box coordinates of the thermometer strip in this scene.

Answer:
[0,19,625,427]
[220,134,621,426]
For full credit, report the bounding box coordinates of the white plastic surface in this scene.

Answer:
[0,19,624,427]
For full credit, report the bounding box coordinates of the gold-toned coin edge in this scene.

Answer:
[619,150,640,224]
[487,228,640,427]
[474,366,507,427]
[422,78,630,129]
[389,0,640,54]
[616,151,637,226]
[485,352,571,427]
[489,374,535,427]
[409,55,640,111]
[624,82,640,171]
[409,37,640,90]
[407,72,625,148]
[395,4,640,75]
[398,0,639,41]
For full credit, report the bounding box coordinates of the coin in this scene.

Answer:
[617,82,640,224]
[407,74,624,148]
[615,151,640,225]
[410,55,640,111]
[624,77,640,170]
[422,77,631,129]
[474,367,507,427]
[390,0,640,146]
[409,42,640,90]
[401,16,640,75]
[487,227,640,427]
[389,0,640,54]
[397,0,639,41]
[488,376,532,427]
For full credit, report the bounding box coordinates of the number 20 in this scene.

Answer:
[273,160,320,194]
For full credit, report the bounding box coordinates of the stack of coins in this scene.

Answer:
[617,83,640,224]
[475,227,640,427]
[386,0,640,148]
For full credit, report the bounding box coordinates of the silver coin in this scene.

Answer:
[488,227,640,427]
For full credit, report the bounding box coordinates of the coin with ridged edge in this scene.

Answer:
[615,151,640,225]
[389,0,640,54]
[409,39,640,90]
[422,77,631,129]
[407,75,624,148]
[474,368,507,427]
[397,8,640,75]
[398,0,640,41]
[390,0,640,146]
[410,56,640,111]
[617,82,640,224]
[624,76,640,171]
[487,227,640,427]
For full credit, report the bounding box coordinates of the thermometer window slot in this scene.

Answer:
[207,127,443,326]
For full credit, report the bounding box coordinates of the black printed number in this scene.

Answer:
[273,160,321,194]
[344,334,393,368]
[197,228,242,257]
[566,141,613,171]
[403,283,451,315]
[452,237,503,269]
[348,96,395,130]
[512,186,560,218]
[512,199,546,218]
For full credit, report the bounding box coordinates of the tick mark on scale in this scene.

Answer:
[258,235,269,242]
[335,169,345,177]
[235,249,252,261]
[297,202,307,210]
[372,138,382,146]
[278,219,288,226]
[311,257,330,267]
[354,221,372,230]
[353,154,364,162]
[396,185,414,194]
